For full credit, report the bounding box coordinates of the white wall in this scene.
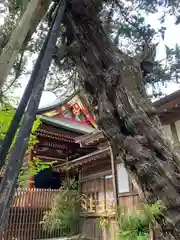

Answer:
[163,124,173,141]
[175,120,180,142]
[117,163,129,193]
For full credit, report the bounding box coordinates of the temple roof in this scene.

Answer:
[75,129,104,146]
[53,146,110,171]
[74,91,180,146]
[37,91,79,114]
[153,90,180,108]
[154,90,180,124]
[37,91,96,134]
[40,115,95,134]
[38,90,180,137]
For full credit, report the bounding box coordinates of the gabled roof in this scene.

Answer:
[40,115,95,134]
[37,91,79,114]
[53,146,110,171]
[75,130,104,146]
[37,91,96,134]
[153,90,180,108]
[153,90,180,124]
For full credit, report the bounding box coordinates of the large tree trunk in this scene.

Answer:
[66,1,180,239]
[0,0,50,92]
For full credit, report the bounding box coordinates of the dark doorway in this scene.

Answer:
[34,167,62,189]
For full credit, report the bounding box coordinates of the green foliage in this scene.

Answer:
[0,103,55,184]
[8,0,28,15]
[115,201,165,240]
[28,116,41,151]
[61,177,78,191]
[1,0,180,99]
[0,103,15,140]
[18,116,57,184]
[41,179,82,236]
[97,201,165,240]
[18,157,56,185]
[97,215,111,233]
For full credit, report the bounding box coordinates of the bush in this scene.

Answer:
[115,201,165,240]
[41,179,84,236]
[97,201,165,240]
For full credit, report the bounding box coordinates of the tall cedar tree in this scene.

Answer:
[63,1,180,239]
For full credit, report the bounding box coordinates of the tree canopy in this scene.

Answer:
[0,0,180,101]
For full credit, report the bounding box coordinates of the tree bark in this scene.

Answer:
[0,0,50,92]
[66,1,180,239]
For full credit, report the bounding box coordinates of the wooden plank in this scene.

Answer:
[110,147,119,206]
[81,170,112,182]
[103,176,106,212]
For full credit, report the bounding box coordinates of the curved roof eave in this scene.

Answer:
[37,90,80,114]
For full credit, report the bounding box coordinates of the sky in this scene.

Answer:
[0,6,180,107]
[146,11,180,96]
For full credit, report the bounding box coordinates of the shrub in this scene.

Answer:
[41,179,84,236]
[116,201,165,240]
[97,201,165,240]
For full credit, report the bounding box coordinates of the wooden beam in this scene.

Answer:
[66,155,70,183]
[110,146,119,206]
[53,146,110,171]
[78,169,82,194]
[103,176,106,212]
[81,170,112,182]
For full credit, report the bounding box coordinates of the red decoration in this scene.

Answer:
[73,103,80,110]
[72,108,80,116]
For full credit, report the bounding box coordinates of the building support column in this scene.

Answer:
[24,150,34,188]
[103,175,106,211]
[110,146,119,207]
[65,155,70,186]
[78,168,82,194]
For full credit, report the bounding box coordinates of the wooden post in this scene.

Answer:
[29,151,34,188]
[23,150,34,188]
[103,176,106,212]
[66,155,70,186]
[110,146,119,207]
[78,168,82,194]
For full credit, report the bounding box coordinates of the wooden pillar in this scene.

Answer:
[78,168,82,194]
[103,175,106,211]
[110,146,119,206]
[65,155,70,186]
[170,122,179,145]
[27,150,34,188]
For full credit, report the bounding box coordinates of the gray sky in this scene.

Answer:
[146,11,180,96]
[0,7,180,107]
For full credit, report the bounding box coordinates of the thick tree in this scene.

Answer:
[63,1,180,239]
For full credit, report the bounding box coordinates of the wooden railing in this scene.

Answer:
[81,192,140,215]
[13,187,58,208]
[3,187,140,239]
[81,197,116,214]
[3,188,71,240]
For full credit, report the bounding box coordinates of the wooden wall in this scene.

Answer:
[80,217,116,240]
[80,157,140,215]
